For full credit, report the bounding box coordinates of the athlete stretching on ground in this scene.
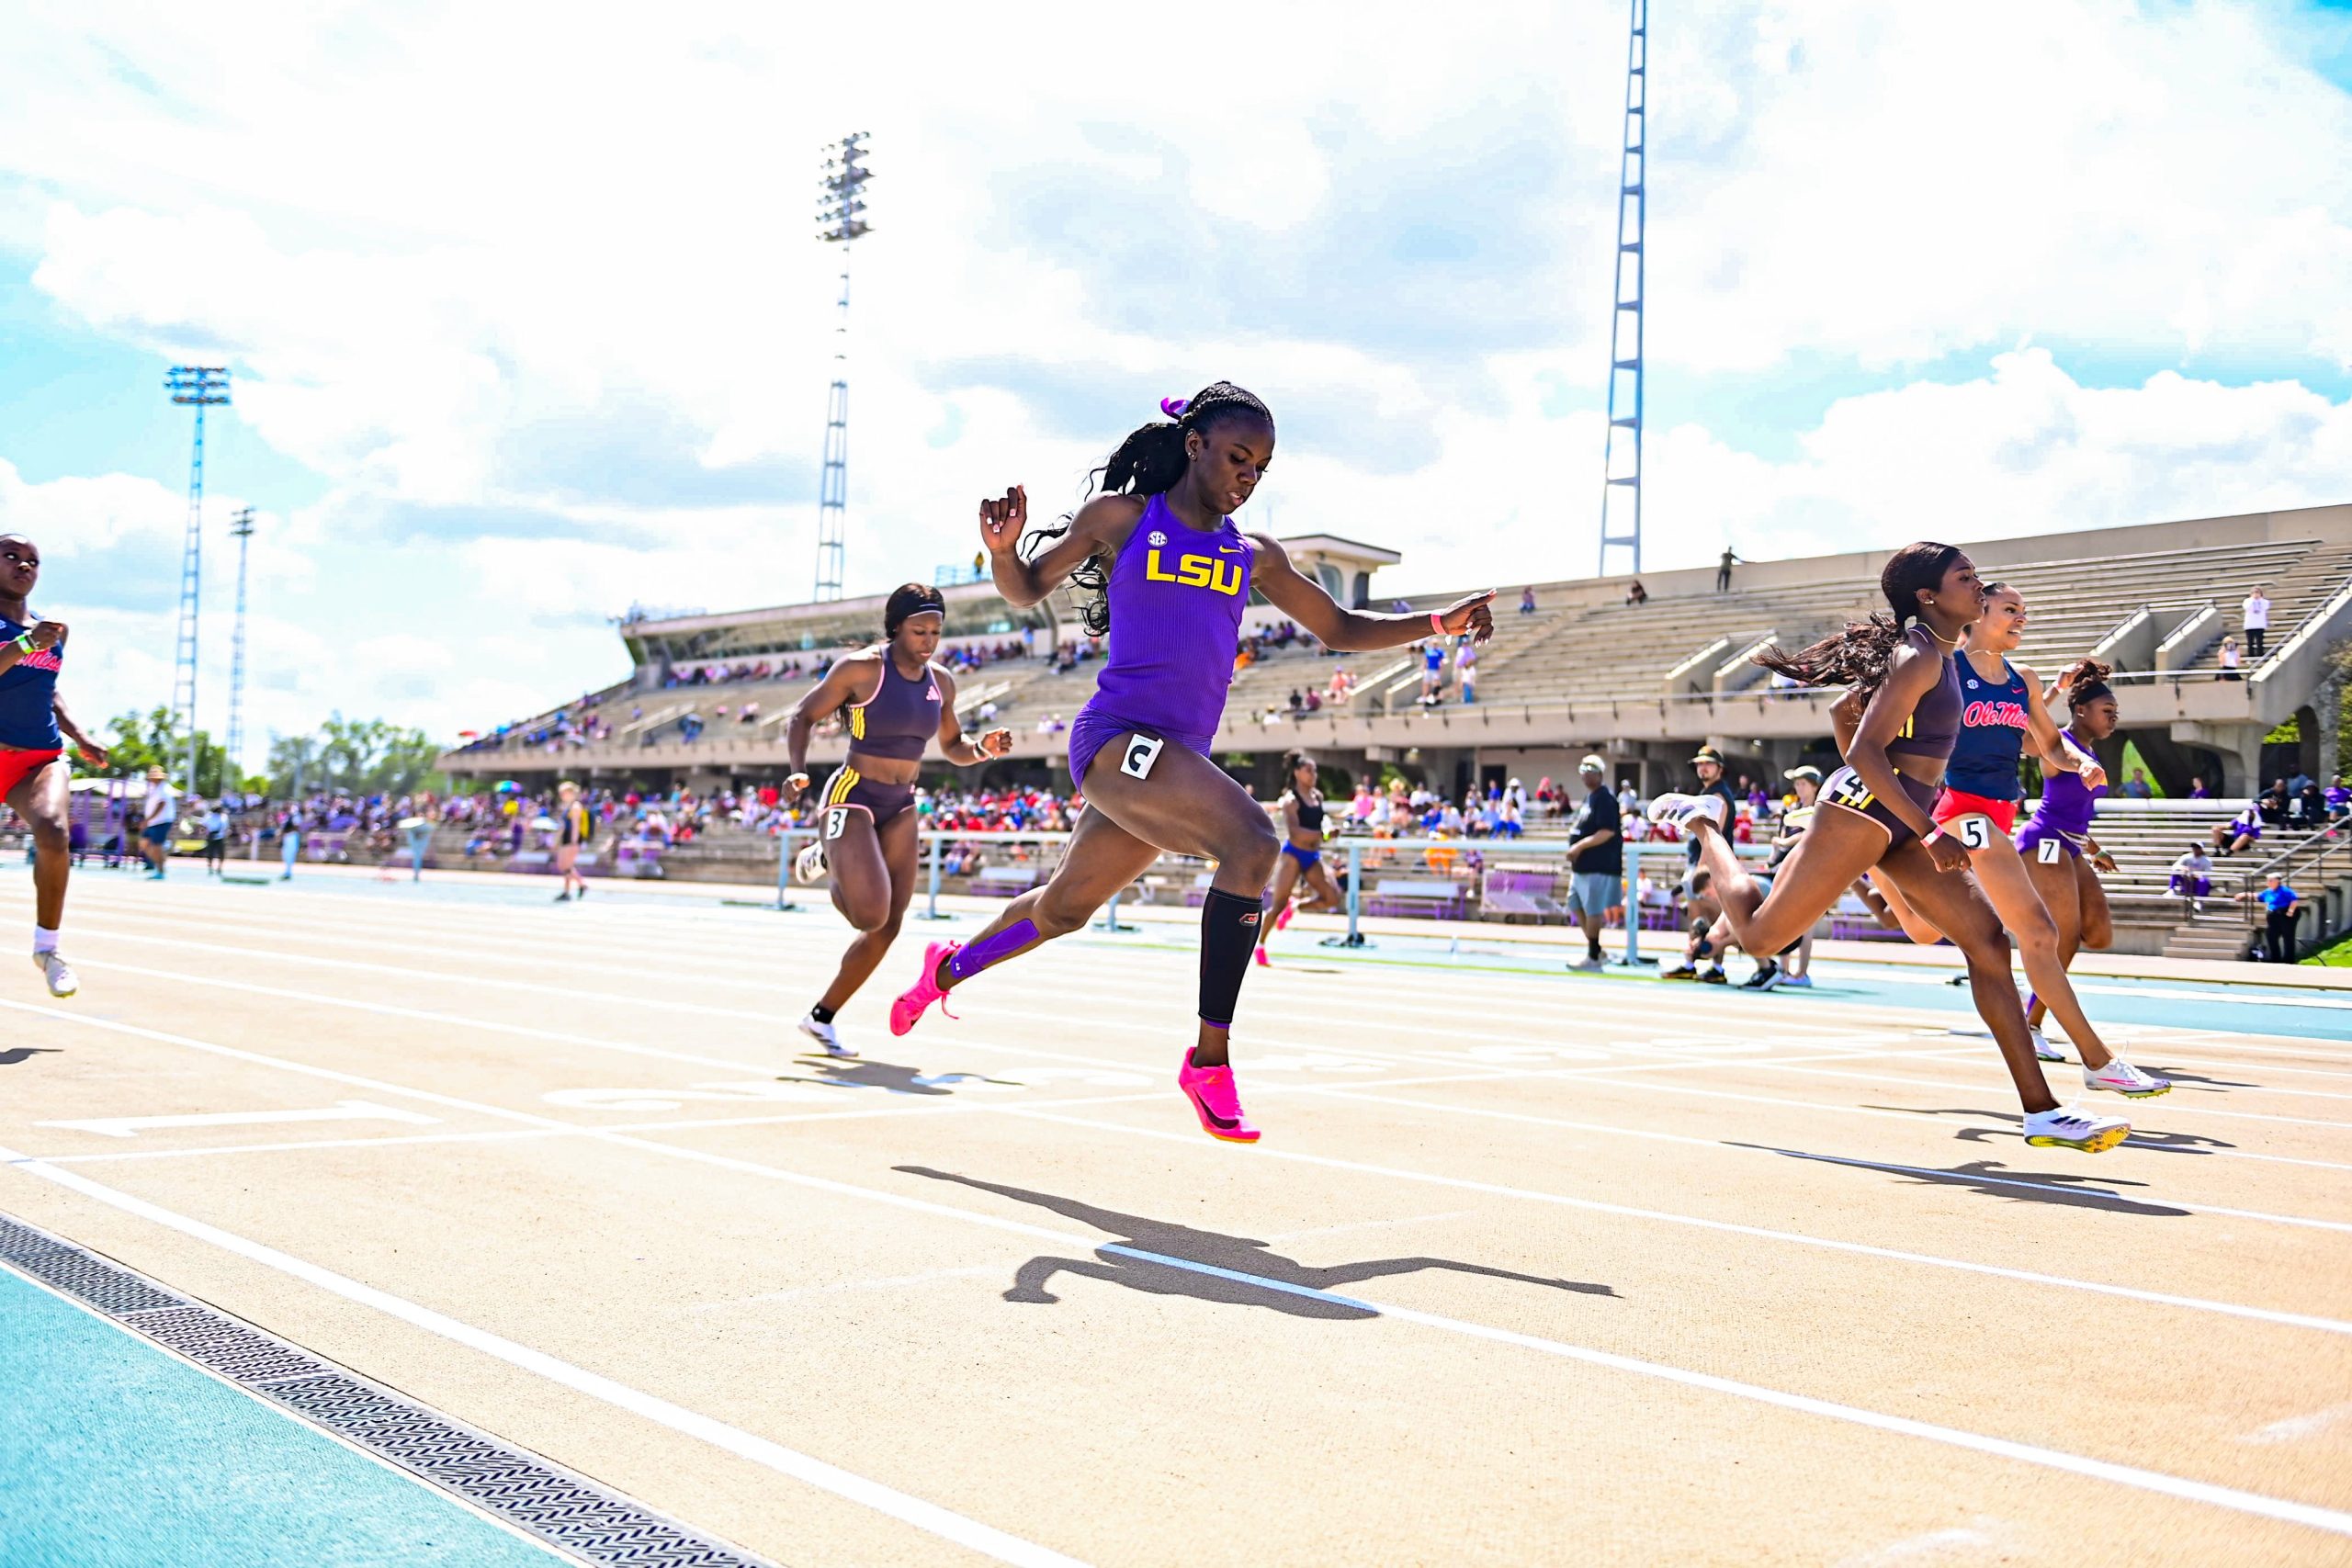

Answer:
[1649,543,2131,1153]
[1835,592,2166,1099]
[1256,750,1345,967]
[889,383,1495,1142]
[0,535,107,997]
[786,583,1013,1057]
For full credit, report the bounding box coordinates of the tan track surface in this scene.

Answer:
[3,872,2348,1566]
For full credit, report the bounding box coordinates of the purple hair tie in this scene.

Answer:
[1159,397,1189,420]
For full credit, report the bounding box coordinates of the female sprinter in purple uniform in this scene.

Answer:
[888,382,1495,1143]
[1256,750,1345,967]
[2018,664,2123,1049]
[1647,543,2131,1154]
[0,535,107,997]
[1838,595,2166,1097]
[784,583,1012,1057]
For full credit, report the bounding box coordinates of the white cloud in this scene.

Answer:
[0,1,2345,759]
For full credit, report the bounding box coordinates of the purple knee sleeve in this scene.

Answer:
[949,919,1037,983]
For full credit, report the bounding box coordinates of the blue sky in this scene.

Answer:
[0,0,2347,763]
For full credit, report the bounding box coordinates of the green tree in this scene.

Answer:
[268,713,447,797]
[81,706,247,795]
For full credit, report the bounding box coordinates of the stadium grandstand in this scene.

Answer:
[447,503,2350,797]
[439,502,2352,958]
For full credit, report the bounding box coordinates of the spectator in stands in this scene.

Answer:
[2120,768,2154,800]
[2242,584,2271,660]
[2188,776,2211,799]
[1715,549,1741,592]
[1565,755,1623,971]
[1418,637,1445,705]
[2294,779,2328,829]
[1303,687,1322,714]
[2259,780,2291,827]
[1625,580,1647,606]
[1616,778,1637,820]
[2217,635,2244,680]
[1520,586,1536,615]
[2327,774,2350,822]
[1454,637,1477,705]
[2168,842,2213,913]
[2212,801,2263,856]
[2254,873,2300,962]
[1287,688,1305,717]
[2290,764,2314,796]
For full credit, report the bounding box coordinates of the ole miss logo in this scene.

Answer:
[13,648,60,673]
[1144,549,1243,597]
[1962,699,2028,729]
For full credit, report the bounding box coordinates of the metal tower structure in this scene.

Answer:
[1598,0,1647,577]
[813,131,872,601]
[226,507,255,783]
[166,366,230,797]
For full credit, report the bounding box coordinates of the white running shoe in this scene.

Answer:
[2029,1028,2066,1064]
[33,951,76,998]
[2022,1105,2130,1153]
[1776,973,1813,989]
[792,840,829,886]
[1645,792,1728,831]
[797,1012,855,1058]
[2084,1058,2169,1099]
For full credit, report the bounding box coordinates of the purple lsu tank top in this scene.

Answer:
[846,653,942,761]
[1888,625,1963,766]
[1083,492,1252,747]
[2028,728,2107,838]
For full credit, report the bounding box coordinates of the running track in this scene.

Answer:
[3,868,2348,1565]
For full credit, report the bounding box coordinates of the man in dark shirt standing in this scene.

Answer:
[1682,747,1741,886]
[1566,754,1622,971]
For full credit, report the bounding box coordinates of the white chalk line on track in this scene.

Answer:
[6,1004,2347,1544]
[58,916,2349,1141]
[0,1139,1086,1568]
[51,949,2352,1230]
[6,997,2348,1354]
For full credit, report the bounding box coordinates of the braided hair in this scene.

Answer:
[1754,542,1962,698]
[1023,381,1272,637]
[2063,659,2114,709]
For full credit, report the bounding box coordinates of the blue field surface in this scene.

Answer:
[0,1267,557,1568]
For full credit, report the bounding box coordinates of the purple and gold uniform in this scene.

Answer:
[1066,492,1252,789]
[820,655,942,832]
[1818,625,1962,848]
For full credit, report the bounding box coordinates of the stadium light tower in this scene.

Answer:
[1598,0,1646,577]
[166,366,230,797]
[226,507,255,786]
[812,131,873,602]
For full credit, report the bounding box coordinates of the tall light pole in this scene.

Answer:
[166,366,230,797]
[226,507,255,791]
[813,131,872,602]
[1598,0,1646,577]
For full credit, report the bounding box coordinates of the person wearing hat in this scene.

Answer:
[1745,764,1824,989]
[1679,747,1741,889]
[1564,754,1622,970]
[140,764,179,880]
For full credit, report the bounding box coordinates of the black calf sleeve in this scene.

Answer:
[1198,887,1266,1028]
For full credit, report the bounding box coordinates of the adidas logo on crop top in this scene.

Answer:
[0,615,64,750]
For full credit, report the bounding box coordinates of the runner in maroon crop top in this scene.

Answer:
[782,582,1013,1057]
[1648,542,2131,1155]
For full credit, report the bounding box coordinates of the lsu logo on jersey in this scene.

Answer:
[1144,550,1243,597]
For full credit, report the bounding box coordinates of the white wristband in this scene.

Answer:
[1920,826,1943,846]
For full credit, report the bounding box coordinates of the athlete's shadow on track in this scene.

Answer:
[781,1056,1018,1097]
[1860,1104,2239,1157]
[0,1047,60,1066]
[1724,1142,2188,1217]
[898,1167,1616,1320]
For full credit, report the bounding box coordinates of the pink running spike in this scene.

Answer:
[889,940,961,1036]
[1178,1050,1261,1143]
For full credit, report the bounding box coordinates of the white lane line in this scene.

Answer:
[13,998,2345,1347]
[55,951,2351,1238]
[10,1139,2348,1544]
[1692,1055,2352,1121]
[991,1105,2352,1337]
[37,1101,438,1139]
[0,1143,1084,1568]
